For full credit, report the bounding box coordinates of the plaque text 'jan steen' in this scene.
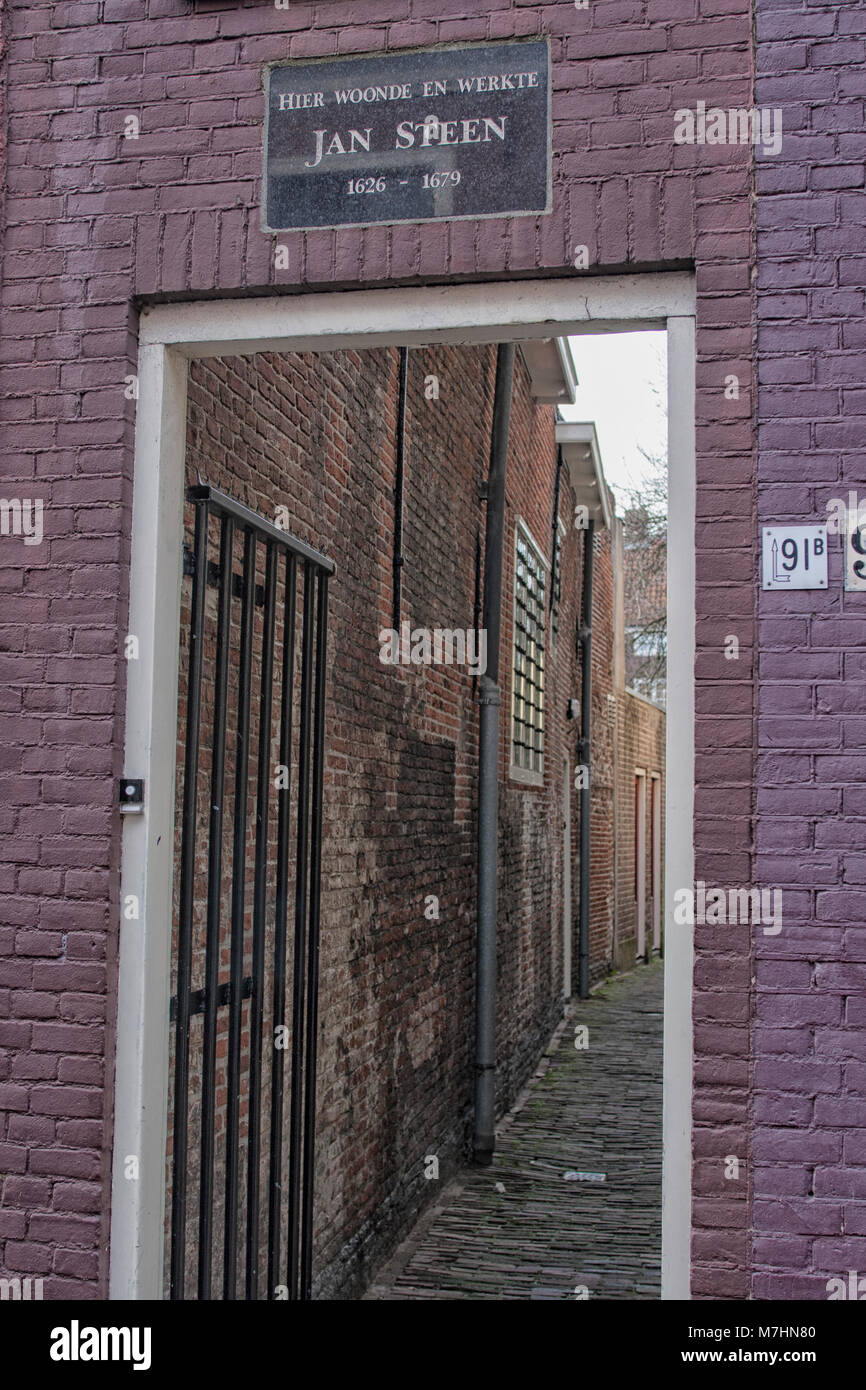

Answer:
[263,41,551,232]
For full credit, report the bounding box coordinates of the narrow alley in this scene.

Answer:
[366,960,664,1300]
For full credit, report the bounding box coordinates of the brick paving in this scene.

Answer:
[365,959,664,1300]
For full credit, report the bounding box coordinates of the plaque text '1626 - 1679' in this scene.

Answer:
[263,40,551,233]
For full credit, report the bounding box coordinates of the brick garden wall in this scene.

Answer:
[0,0,778,1299]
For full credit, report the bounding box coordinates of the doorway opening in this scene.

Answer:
[651,773,662,953]
[636,769,648,961]
[110,275,695,1302]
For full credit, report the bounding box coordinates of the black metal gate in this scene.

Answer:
[167,483,333,1301]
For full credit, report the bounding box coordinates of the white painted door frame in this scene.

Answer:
[109,272,695,1302]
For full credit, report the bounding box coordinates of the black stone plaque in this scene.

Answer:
[263,40,551,232]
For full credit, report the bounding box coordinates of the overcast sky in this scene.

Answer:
[561,330,667,513]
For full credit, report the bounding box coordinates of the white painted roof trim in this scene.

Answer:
[554,419,614,530]
[519,336,578,405]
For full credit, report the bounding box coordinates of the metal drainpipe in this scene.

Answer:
[473,342,515,1165]
[392,347,409,630]
[577,520,595,1000]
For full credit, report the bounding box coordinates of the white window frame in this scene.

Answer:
[550,514,566,650]
[110,272,695,1302]
[509,518,549,787]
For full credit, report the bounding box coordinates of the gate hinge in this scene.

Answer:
[182,545,265,606]
[169,975,254,1023]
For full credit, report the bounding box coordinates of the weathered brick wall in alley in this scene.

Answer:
[752,1,866,1297]
[1,0,763,1298]
[169,341,592,1296]
[572,524,618,988]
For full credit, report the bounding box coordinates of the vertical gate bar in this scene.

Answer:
[245,541,277,1300]
[267,552,297,1297]
[223,525,256,1300]
[287,559,315,1301]
[198,513,234,1300]
[300,571,329,1300]
[170,496,209,1301]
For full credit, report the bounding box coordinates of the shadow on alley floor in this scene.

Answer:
[365,957,664,1300]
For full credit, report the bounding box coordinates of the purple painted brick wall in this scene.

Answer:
[753,0,866,1299]
[8,0,855,1300]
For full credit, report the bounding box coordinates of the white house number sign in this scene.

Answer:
[762,525,828,591]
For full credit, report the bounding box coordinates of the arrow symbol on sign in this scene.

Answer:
[771,538,790,583]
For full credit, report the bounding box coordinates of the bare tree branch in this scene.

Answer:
[622,447,667,706]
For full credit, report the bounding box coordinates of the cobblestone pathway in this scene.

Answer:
[365,958,664,1300]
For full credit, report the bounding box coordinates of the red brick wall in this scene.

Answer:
[589,526,617,982]
[0,0,755,1297]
